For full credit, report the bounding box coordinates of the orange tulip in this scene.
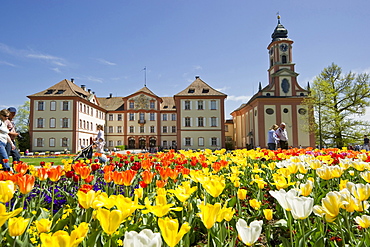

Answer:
[16,174,35,194]
[112,171,125,185]
[78,166,92,180]
[156,180,167,188]
[104,171,113,183]
[122,170,137,186]
[103,164,115,173]
[48,166,64,182]
[141,170,155,184]
[14,162,29,174]
[35,168,49,181]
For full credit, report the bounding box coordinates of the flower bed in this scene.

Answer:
[1,148,370,246]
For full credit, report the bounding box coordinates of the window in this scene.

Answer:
[198,137,204,146]
[171,141,176,148]
[117,140,122,146]
[150,113,155,121]
[86,121,89,130]
[150,101,155,109]
[282,55,287,64]
[62,101,69,111]
[49,138,55,147]
[37,118,44,128]
[90,122,93,130]
[140,126,144,133]
[163,126,167,133]
[117,126,122,133]
[171,114,176,121]
[185,117,191,127]
[62,118,69,128]
[211,137,218,146]
[129,113,134,121]
[36,138,43,147]
[211,117,217,127]
[50,101,56,111]
[150,126,155,133]
[162,114,167,121]
[37,101,44,111]
[108,114,113,121]
[211,100,217,110]
[79,119,82,128]
[50,118,56,128]
[198,117,204,127]
[185,137,191,146]
[108,141,113,147]
[129,101,134,109]
[225,125,229,132]
[197,101,203,110]
[117,114,122,121]
[62,137,68,147]
[163,140,168,148]
[129,126,134,133]
[108,126,113,133]
[185,101,190,110]
[139,113,145,121]
[171,126,176,133]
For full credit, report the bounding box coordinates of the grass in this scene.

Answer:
[12,155,77,166]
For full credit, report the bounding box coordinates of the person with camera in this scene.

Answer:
[0,109,15,171]
[5,107,21,162]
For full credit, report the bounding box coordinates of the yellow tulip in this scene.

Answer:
[237,188,247,200]
[77,190,99,209]
[249,199,262,210]
[168,181,197,202]
[114,194,145,219]
[0,180,16,203]
[96,208,125,235]
[201,175,226,198]
[263,209,273,220]
[8,216,30,237]
[355,215,370,228]
[0,204,22,228]
[158,217,191,247]
[360,171,370,183]
[40,222,89,247]
[198,203,222,229]
[92,192,116,209]
[36,218,52,233]
[346,182,370,201]
[142,195,181,218]
[216,204,235,222]
[313,191,347,222]
[300,180,313,196]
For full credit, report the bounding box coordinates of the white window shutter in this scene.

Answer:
[60,139,63,146]
[68,102,70,110]
[204,118,206,126]
[190,118,192,127]
[42,139,45,147]
[216,118,218,127]
[191,138,193,146]
[196,117,198,127]
[68,119,70,128]
[34,139,37,146]
[42,119,45,127]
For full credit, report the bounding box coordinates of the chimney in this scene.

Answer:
[109,93,112,98]
[92,91,95,95]
[195,76,200,79]
[88,89,91,93]
[71,78,74,83]
[81,85,86,91]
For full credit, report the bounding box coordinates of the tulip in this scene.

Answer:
[14,162,29,174]
[198,203,221,229]
[249,199,262,210]
[96,208,125,235]
[77,190,98,209]
[216,203,235,222]
[124,229,162,247]
[168,181,197,202]
[47,166,64,182]
[236,219,263,246]
[313,191,348,222]
[36,167,49,181]
[158,217,191,247]
[360,171,370,183]
[0,204,22,227]
[113,194,145,219]
[78,166,92,179]
[263,209,273,220]
[346,182,370,201]
[269,189,300,211]
[36,218,52,233]
[8,216,30,237]
[0,180,16,203]
[142,195,181,218]
[288,196,313,220]
[299,180,313,197]
[355,215,370,228]
[16,174,35,194]
[40,222,89,246]
[200,175,225,198]
[141,170,156,184]
[237,188,247,200]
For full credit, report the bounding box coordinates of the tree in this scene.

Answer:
[14,101,30,152]
[304,63,370,148]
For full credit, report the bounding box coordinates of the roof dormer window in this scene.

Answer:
[202,89,209,93]
[188,89,195,93]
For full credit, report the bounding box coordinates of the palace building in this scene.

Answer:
[27,77,227,153]
[231,17,315,148]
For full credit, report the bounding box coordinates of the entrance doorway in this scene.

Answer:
[128,138,135,149]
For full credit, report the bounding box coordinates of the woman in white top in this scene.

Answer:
[267,124,279,150]
[0,109,15,171]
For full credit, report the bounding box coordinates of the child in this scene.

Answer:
[95,138,107,164]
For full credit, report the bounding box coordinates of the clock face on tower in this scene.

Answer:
[280,44,288,52]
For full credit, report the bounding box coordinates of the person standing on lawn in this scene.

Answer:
[0,109,16,171]
[275,122,289,149]
[5,107,21,162]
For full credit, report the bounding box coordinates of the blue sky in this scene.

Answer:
[1,1,370,120]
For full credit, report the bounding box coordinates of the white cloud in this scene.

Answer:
[0,60,15,67]
[226,95,251,102]
[215,86,229,92]
[193,65,202,70]
[51,67,61,73]
[96,58,116,66]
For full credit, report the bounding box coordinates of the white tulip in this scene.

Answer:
[269,189,299,211]
[124,229,162,247]
[287,196,313,220]
[236,219,263,246]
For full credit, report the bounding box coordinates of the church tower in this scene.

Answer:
[231,16,315,149]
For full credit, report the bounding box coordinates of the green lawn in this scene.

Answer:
[14,155,77,166]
